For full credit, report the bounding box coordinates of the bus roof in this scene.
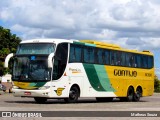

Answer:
[80,40,121,49]
[79,40,153,55]
[20,38,78,44]
[20,39,153,55]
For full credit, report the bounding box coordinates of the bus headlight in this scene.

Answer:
[38,86,50,90]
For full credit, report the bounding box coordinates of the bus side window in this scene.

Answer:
[148,56,153,68]
[103,50,110,65]
[97,49,103,64]
[121,52,125,66]
[76,47,82,62]
[116,51,122,66]
[69,45,82,62]
[135,55,141,68]
[90,47,94,63]
[130,55,135,67]
[84,47,89,63]
[94,48,98,63]
[126,53,133,67]
[142,56,148,68]
[110,51,116,65]
[69,46,76,62]
[84,47,94,63]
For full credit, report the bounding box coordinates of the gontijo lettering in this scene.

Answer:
[114,69,137,77]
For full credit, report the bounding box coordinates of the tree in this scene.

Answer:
[154,75,160,92]
[0,26,21,75]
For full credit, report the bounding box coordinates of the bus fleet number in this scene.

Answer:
[145,73,152,77]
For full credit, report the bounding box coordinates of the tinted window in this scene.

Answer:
[84,47,94,63]
[103,50,110,65]
[68,44,153,69]
[95,49,103,64]
[69,45,82,62]
[116,51,122,66]
[121,52,126,66]
[148,56,153,68]
[142,56,148,68]
[135,55,141,68]
[126,53,134,67]
[17,43,55,54]
[110,51,117,65]
[53,43,68,80]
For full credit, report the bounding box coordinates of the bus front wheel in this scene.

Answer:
[64,86,80,103]
[34,97,47,104]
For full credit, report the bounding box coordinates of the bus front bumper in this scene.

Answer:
[12,88,51,98]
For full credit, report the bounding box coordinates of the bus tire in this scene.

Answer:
[34,97,47,104]
[126,87,134,102]
[64,86,80,103]
[133,87,142,102]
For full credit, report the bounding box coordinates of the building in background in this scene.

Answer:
[0,74,12,92]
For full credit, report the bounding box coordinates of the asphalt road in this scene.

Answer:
[0,93,160,120]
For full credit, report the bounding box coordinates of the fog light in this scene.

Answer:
[42,92,49,95]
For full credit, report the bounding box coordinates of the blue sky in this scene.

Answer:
[0,0,160,76]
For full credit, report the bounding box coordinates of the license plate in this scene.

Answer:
[24,92,31,95]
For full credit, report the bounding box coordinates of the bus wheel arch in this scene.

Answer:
[64,84,80,103]
[133,86,142,102]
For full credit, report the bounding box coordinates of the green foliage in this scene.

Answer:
[0,26,21,76]
[154,75,160,92]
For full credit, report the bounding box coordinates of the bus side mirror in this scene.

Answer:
[48,53,54,68]
[4,53,14,68]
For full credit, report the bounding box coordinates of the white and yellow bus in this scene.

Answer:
[5,39,154,103]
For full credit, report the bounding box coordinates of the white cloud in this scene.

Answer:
[0,0,160,51]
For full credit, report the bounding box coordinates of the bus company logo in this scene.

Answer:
[69,68,81,74]
[114,69,137,77]
[54,88,65,96]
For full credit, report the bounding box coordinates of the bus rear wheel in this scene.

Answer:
[133,87,142,102]
[34,97,47,104]
[64,86,80,103]
[126,87,134,102]
[120,87,134,102]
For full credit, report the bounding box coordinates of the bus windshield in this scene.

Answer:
[12,56,51,81]
[16,43,55,55]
